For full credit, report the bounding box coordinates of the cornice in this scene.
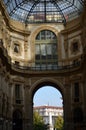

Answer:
[61,17,82,35]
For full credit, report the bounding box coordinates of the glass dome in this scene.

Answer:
[3,0,84,24]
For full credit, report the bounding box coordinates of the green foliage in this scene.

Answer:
[54,116,64,130]
[33,111,47,130]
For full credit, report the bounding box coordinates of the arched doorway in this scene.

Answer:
[31,81,64,130]
[12,110,23,130]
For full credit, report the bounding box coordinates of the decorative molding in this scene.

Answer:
[70,39,80,55]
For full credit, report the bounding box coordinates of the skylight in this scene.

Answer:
[2,0,84,24]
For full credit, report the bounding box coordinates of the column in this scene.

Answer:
[49,112,53,130]
[23,85,31,130]
[0,73,3,130]
[64,80,73,130]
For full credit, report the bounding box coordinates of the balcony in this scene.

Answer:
[12,61,81,72]
[0,39,83,75]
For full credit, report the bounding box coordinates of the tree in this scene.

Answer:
[33,111,47,130]
[54,116,64,130]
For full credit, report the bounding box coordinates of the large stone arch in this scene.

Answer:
[27,77,65,130]
[29,77,64,99]
[31,25,59,40]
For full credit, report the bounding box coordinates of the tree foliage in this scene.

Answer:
[33,111,47,130]
[54,116,64,130]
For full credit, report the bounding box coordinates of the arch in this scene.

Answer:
[36,29,57,40]
[29,77,64,100]
[12,109,23,130]
[30,25,63,63]
[31,25,59,41]
[28,78,64,130]
[30,25,59,48]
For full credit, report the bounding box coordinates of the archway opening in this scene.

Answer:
[12,110,23,130]
[34,86,63,107]
[33,84,64,130]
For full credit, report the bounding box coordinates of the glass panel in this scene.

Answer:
[41,31,45,39]
[41,44,46,59]
[47,44,52,55]
[47,44,52,59]
[3,0,84,23]
[35,55,40,60]
[47,64,53,70]
[52,44,57,55]
[41,64,47,70]
[36,44,40,54]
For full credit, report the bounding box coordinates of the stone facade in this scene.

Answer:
[0,2,86,130]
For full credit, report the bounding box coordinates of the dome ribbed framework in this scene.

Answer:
[3,0,84,24]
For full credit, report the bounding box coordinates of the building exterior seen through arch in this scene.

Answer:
[0,1,86,130]
[34,105,63,130]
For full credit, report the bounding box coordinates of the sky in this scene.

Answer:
[33,86,63,107]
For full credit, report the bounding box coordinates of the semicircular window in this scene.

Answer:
[35,30,58,70]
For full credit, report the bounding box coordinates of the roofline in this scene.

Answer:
[34,105,63,109]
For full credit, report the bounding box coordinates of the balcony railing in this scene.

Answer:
[12,61,81,71]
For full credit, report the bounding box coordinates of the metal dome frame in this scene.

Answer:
[2,0,85,24]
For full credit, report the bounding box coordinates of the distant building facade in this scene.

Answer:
[34,105,63,130]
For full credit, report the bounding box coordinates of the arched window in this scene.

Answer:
[35,30,58,70]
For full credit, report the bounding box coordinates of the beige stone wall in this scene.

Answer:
[0,11,83,68]
[0,64,13,129]
[82,5,86,126]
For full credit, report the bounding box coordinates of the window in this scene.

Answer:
[14,43,20,53]
[35,30,58,70]
[36,30,56,40]
[72,42,79,53]
[73,59,79,65]
[15,61,19,65]
[74,82,79,102]
[15,84,21,104]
